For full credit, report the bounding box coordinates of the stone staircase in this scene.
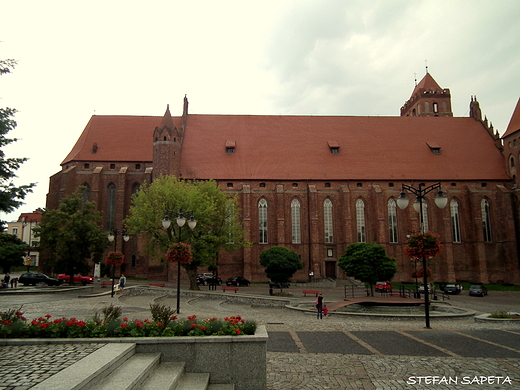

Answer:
[32,343,234,390]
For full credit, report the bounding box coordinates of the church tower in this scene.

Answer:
[152,104,183,179]
[400,71,453,117]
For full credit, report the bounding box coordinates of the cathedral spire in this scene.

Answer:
[159,104,175,130]
[400,72,453,117]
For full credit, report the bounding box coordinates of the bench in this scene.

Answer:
[302,290,321,297]
[222,286,239,293]
[100,281,113,288]
[149,283,165,287]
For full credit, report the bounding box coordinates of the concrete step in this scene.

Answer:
[91,352,161,390]
[140,361,186,390]
[175,372,210,390]
[31,343,136,390]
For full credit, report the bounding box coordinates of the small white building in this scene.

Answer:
[6,209,43,268]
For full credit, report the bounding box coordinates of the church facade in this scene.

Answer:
[46,73,520,284]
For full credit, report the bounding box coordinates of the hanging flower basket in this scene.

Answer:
[105,251,125,266]
[166,242,193,264]
[405,232,442,258]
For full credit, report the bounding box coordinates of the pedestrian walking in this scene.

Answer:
[118,274,126,292]
[316,293,324,319]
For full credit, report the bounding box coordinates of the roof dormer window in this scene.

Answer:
[427,141,441,155]
[328,140,340,154]
[226,140,236,154]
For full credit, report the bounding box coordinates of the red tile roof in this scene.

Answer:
[62,113,509,181]
[411,72,443,96]
[502,98,520,138]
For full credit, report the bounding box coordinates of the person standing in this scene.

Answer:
[118,274,126,292]
[3,273,10,288]
[316,293,324,319]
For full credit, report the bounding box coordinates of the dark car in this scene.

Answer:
[19,272,62,286]
[469,284,488,297]
[269,280,290,288]
[444,284,462,294]
[197,273,222,286]
[226,276,250,287]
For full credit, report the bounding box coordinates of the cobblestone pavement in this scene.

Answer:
[0,344,105,390]
[1,284,520,389]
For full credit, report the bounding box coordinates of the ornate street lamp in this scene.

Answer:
[107,228,129,298]
[163,210,197,313]
[397,182,447,329]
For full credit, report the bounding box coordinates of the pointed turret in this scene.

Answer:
[469,95,482,121]
[502,98,520,138]
[152,104,183,179]
[400,72,453,117]
[159,104,175,130]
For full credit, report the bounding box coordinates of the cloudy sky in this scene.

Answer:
[1,0,519,222]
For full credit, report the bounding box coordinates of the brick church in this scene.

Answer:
[47,72,520,284]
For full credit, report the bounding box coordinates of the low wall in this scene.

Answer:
[136,325,267,390]
[126,285,300,308]
[0,325,268,390]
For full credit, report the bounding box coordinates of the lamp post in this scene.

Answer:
[162,210,197,314]
[406,232,420,297]
[396,182,447,329]
[107,228,129,298]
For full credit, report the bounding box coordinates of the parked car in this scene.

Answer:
[19,272,62,286]
[269,280,290,288]
[226,276,250,287]
[58,274,94,285]
[469,284,488,297]
[375,281,392,292]
[444,284,462,294]
[418,283,433,294]
[197,273,222,286]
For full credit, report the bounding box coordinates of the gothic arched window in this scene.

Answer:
[291,198,301,244]
[450,199,461,243]
[107,183,116,230]
[258,199,268,244]
[481,198,492,242]
[388,198,398,243]
[82,184,90,204]
[324,199,333,243]
[356,199,366,242]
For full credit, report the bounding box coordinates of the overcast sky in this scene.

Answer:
[1,0,519,222]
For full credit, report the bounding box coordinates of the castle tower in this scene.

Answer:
[400,71,453,117]
[152,104,183,179]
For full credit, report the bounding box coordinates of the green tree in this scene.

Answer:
[0,59,35,229]
[338,243,397,296]
[259,246,303,292]
[34,189,109,283]
[0,232,28,273]
[125,176,247,290]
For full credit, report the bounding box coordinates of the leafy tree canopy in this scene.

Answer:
[125,176,248,289]
[0,232,28,273]
[34,188,109,279]
[338,243,397,293]
[259,246,303,286]
[0,59,35,228]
